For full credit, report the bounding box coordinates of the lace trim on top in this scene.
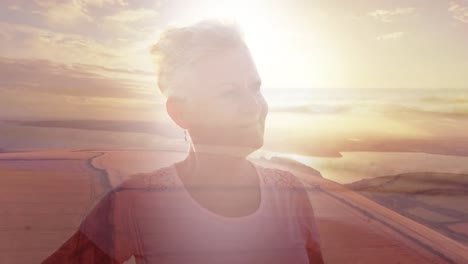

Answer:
[140,164,302,192]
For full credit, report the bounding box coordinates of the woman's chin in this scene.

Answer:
[192,137,263,157]
[227,132,263,147]
[229,138,264,154]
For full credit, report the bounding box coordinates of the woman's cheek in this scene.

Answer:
[187,104,213,126]
[205,105,232,126]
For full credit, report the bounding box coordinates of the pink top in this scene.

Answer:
[53,162,324,264]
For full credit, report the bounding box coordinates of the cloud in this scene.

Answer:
[104,8,158,22]
[268,103,352,114]
[449,1,468,23]
[0,22,115,62]
[369,7,415,22]
[376,31,405,40]
[34,0,92,25]
[0,22,155,70]
[100,8,159,38]
[80,0,128,8]
[0,57,156,99]
[1,0,42,12]
[7,5,22,11]
[33,0,129,25]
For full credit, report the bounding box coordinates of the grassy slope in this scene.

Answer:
[346,172,468,245]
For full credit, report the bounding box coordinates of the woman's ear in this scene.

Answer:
[166,97,189,129]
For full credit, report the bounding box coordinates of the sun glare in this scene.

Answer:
[167,0,336,91]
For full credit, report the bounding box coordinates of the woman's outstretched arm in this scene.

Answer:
[305,230,325,264]
[42,188,135,264]
[292,178,325,264]
[41,229,120,264]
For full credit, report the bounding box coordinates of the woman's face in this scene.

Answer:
[176,44,269,153]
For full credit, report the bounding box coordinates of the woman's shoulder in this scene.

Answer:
[260,165,306,190]
[115,165,178,192]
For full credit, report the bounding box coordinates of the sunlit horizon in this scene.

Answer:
[1,0,468,162]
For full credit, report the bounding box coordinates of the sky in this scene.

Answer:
[0,0,467,121]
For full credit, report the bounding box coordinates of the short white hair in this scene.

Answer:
[150,19,245,98]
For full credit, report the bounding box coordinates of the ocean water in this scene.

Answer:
[251,150,468,184]
[255,88,468,183]
[262,88,468,115]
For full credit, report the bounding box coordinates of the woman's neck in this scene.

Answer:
[177,145,254,186]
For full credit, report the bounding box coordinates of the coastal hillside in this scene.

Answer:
[346,172,468,245]
[257,156,323,178]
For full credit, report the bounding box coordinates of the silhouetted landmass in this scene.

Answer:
[258,156,322,177]
[347,172,468,194]
[12,119,181,138]
[346,172,468,245]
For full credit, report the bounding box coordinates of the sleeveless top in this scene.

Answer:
[47,162,324,264]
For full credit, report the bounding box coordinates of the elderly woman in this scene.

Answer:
[42,20,324,264]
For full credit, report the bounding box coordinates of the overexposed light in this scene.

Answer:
[166,0,338,90]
